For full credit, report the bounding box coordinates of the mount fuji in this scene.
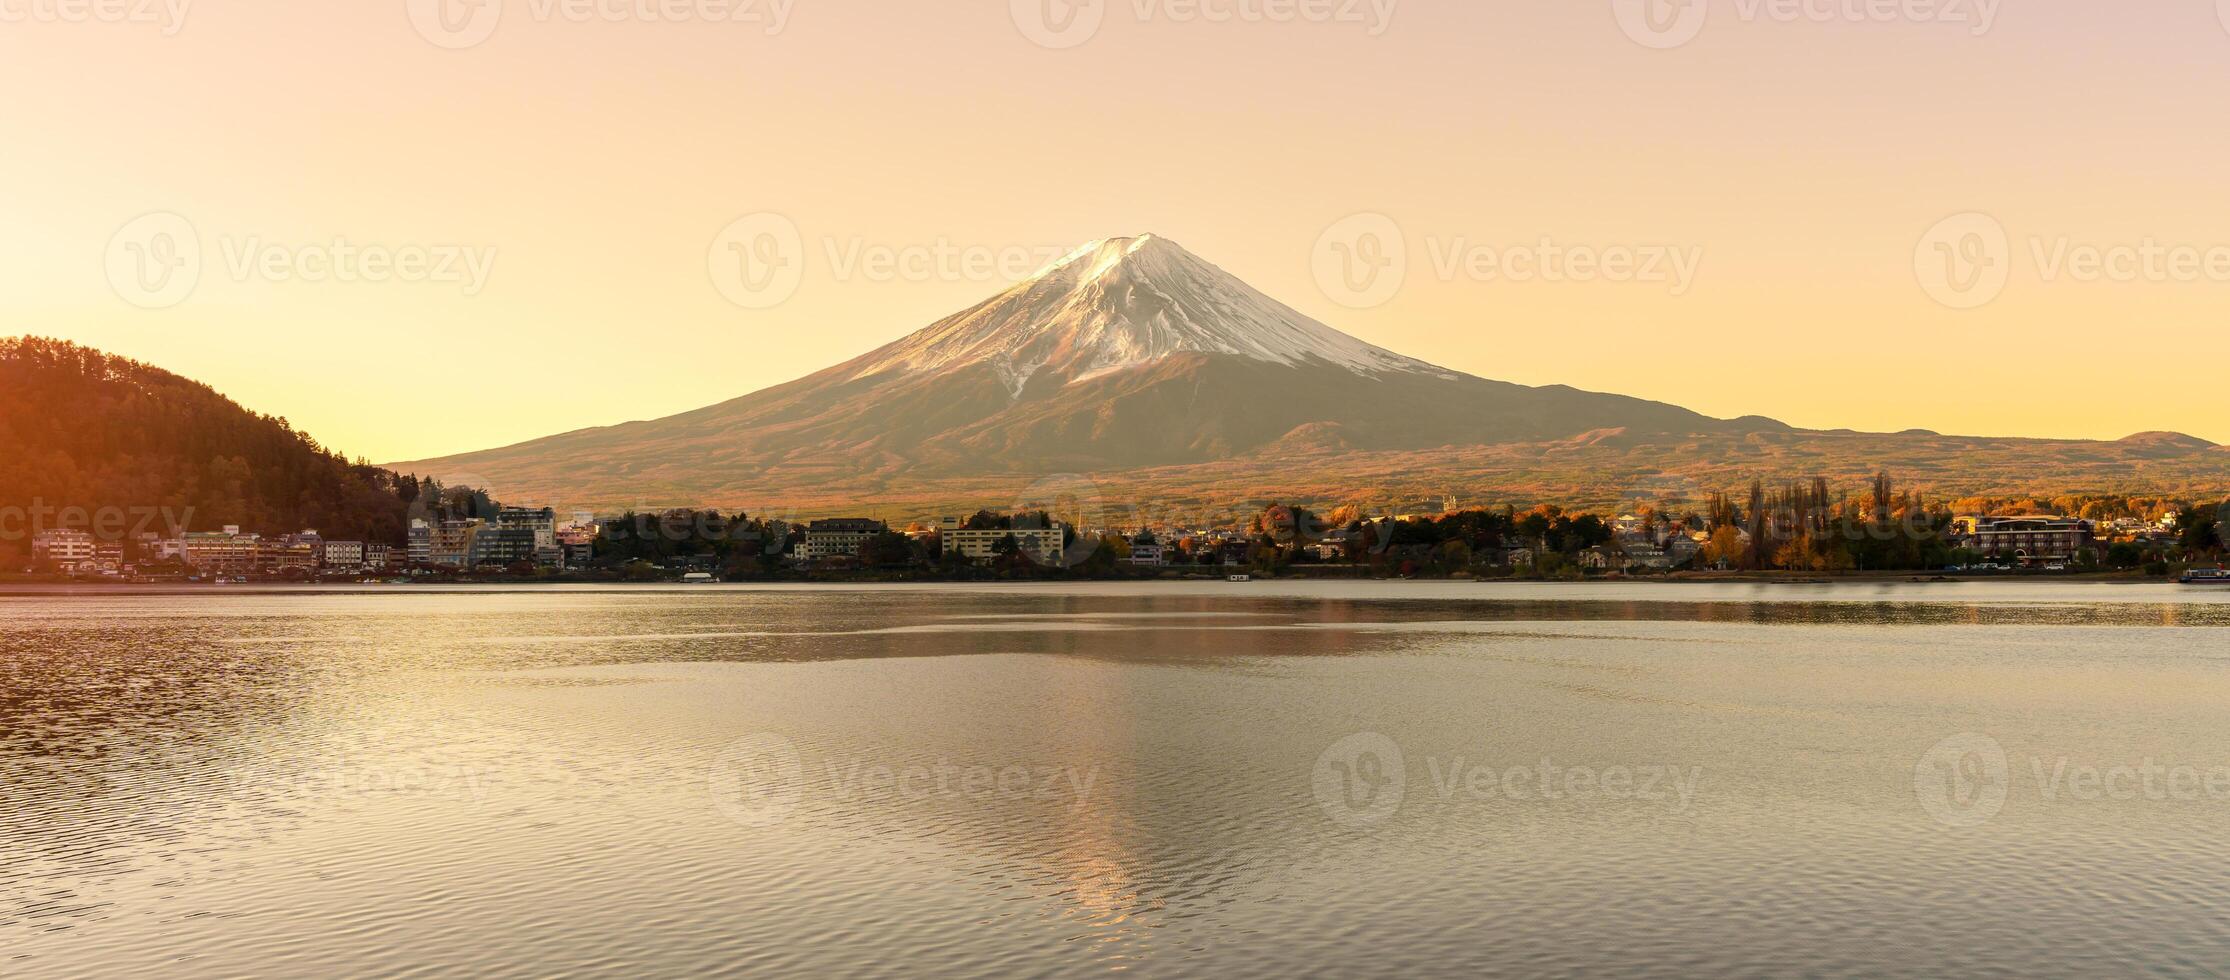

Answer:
[391,235,2222,513]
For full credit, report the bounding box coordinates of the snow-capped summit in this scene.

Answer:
[849,234,1455,392]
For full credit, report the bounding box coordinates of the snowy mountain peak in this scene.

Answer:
[850,235,1459,391]
[1035,233,1181,281]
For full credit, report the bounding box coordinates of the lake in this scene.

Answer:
[5,582,2229,977]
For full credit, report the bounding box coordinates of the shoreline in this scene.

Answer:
[2,573,2212,600]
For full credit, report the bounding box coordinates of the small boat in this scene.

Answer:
[1227,574,1253,583]
[679,572,720,584]
[2180,568,2230,586]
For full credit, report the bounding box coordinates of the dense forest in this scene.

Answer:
[0,337,422,545]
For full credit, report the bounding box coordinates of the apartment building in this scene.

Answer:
[1952,516,2098,565]
[936,518,1069,565]
[496,507,562,565]
[408,520,434,565]
[427,520,482,568]
[801,519,886,562]
[321,540,366,570]
[31,529,97,571]
[181,527,260,576]
[468,526,540,567]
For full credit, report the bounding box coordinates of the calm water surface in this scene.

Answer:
[5,581,2230,978]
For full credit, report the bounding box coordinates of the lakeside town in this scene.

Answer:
[12,476,2228,584]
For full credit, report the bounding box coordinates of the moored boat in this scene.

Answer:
[2180,568,2230,586]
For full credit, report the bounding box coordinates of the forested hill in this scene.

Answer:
[0,337,420,543]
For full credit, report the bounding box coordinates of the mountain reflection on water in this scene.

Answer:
[4,583,2229,978]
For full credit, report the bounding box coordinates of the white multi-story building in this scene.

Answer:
[937,519,1069,565]
[801,519,886,562]
[321,540,365,569]
[32,529,97,571]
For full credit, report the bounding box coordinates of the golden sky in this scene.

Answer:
[8,1,2229,462]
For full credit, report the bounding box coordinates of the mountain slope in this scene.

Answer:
[0,337,419,542]
[390,235,2228,514]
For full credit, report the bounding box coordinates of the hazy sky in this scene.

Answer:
[8,1,2229,462]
